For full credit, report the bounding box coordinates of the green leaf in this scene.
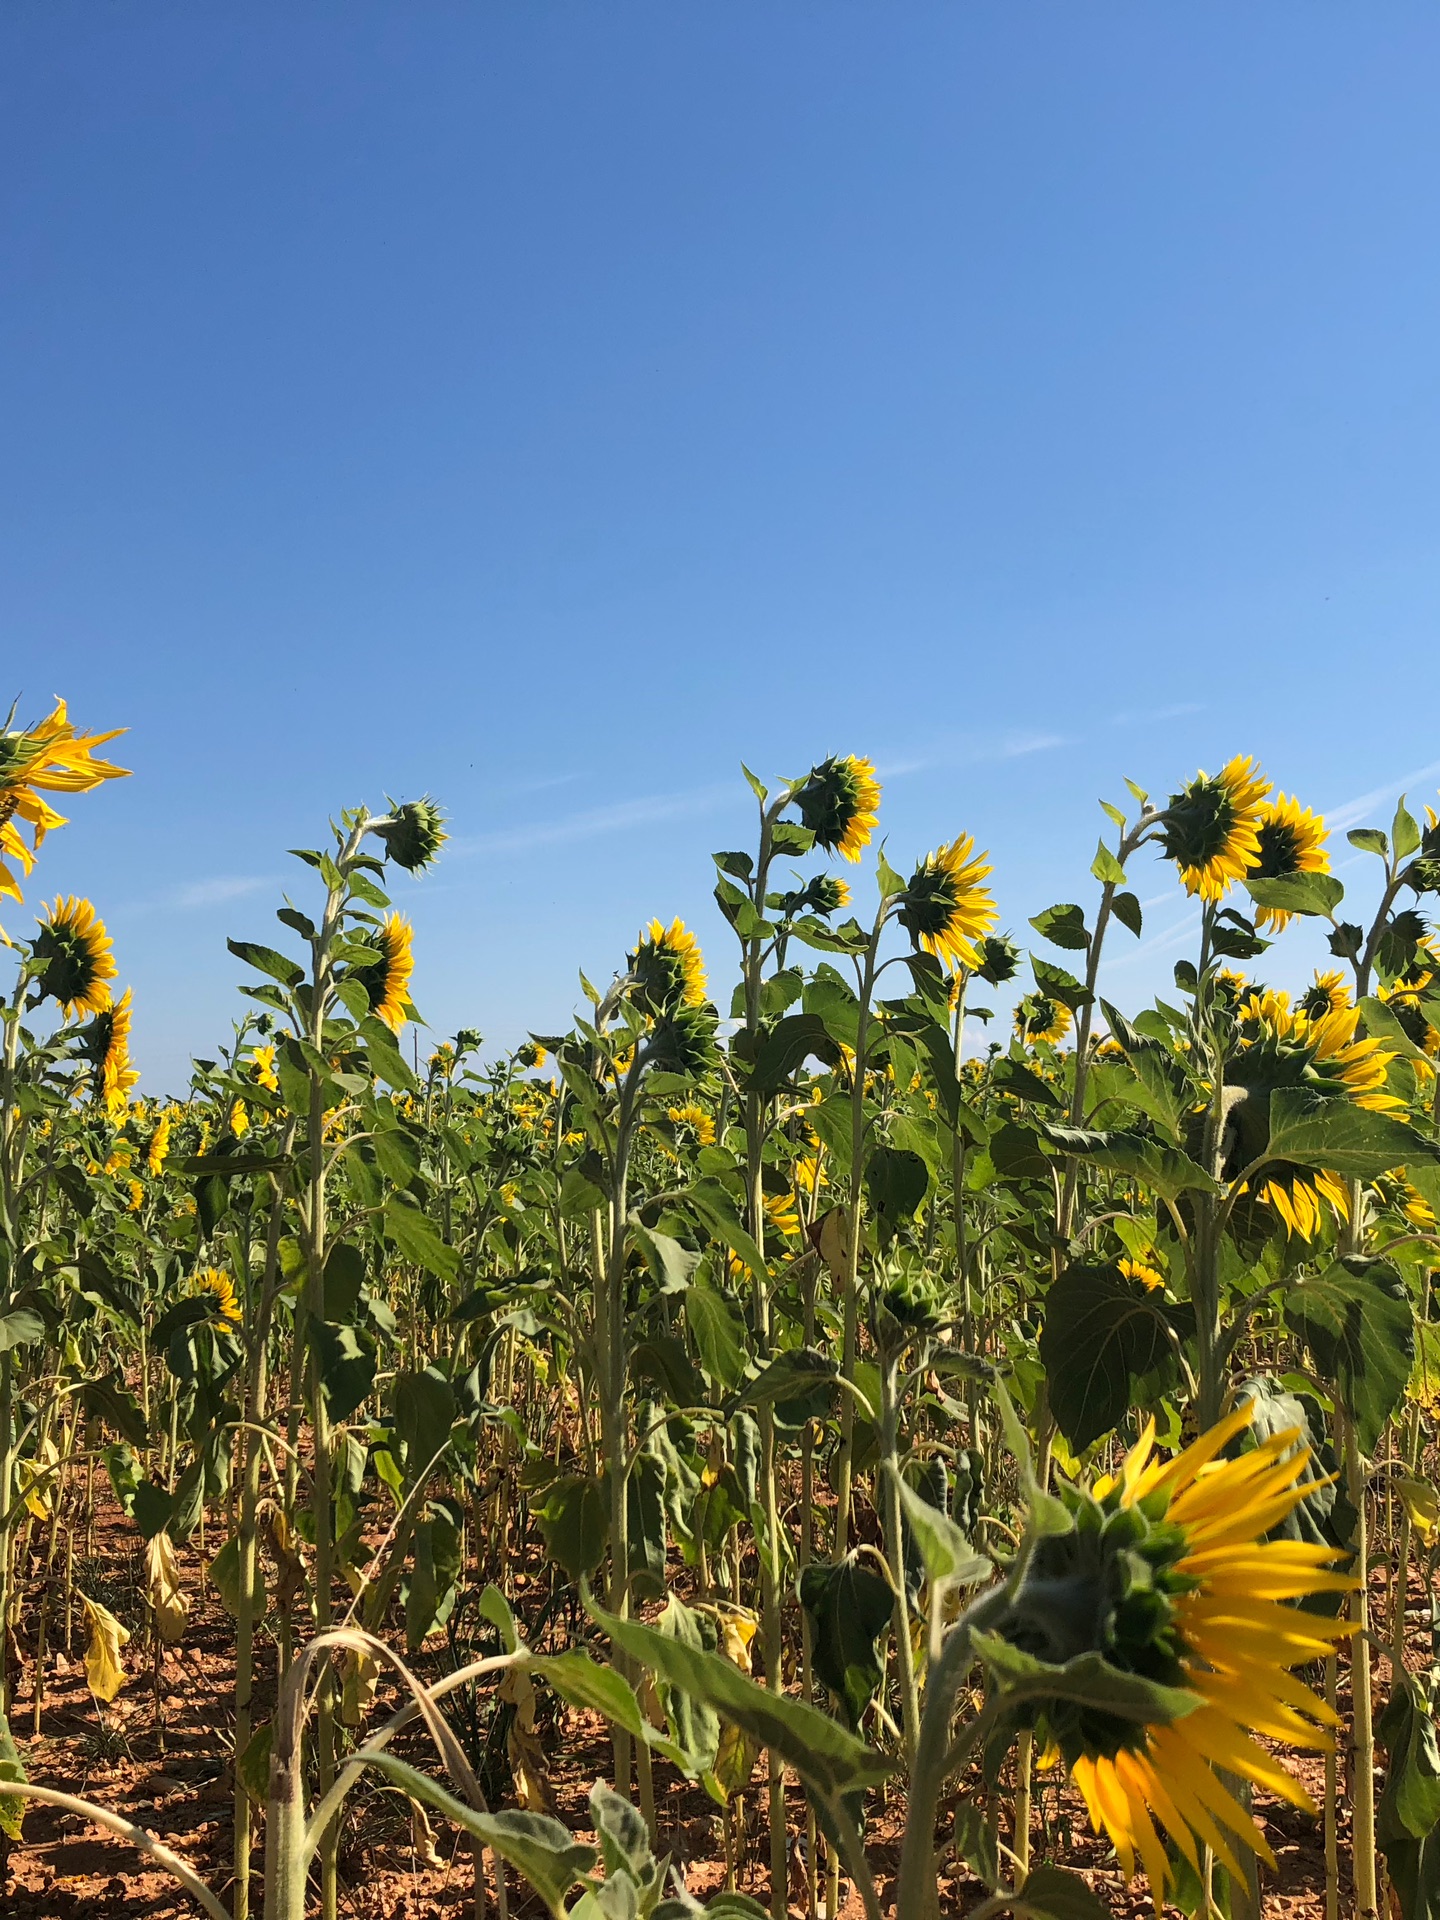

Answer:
[384,1195,460,1282]
[1284,1256,1413,1452]
[1110,890,1143,937]
[479,1584,520,1653]
[727,1348,839,1416]
[686,1282,747,1392]
[1013,1865,1114,1920]
[531,1473,608,1581]
[891,1470,991,1596]
[1395,799,1423,863]
[362,1754,596,1920]
[227,938,304,988]
[1090,841,1127,887]
[237,1720,272,1809]
[532,1652,694,1776]
[0,1307,44,1354]
[1379,1674,1440,1843]
[323,1243,367,1321]
[406,1504,462,1649]
[1264,1090,1440,1181]
[1030,955,1092,1012]
[1349,828,1390,859]
[1041,1124,1219,1201]
[1244,871,1346,918]
[687,1179,767,1281]
[799,1553,895,1729]
[745,1014,836,1096]
[865,1146,928,1239]
[207,1534,242,1617]
[393,1367,457,1480]
[0,1708,26,1843]
[311,1318,377,1423]
[632,1225,701,1297]
[1039,1262,1177,1451]
[971,1632,1199,1728]
[588,1596,894,1803]
[1029,904,1090,951]
[359,1015,420,1092]
[1359,996,1436,1065]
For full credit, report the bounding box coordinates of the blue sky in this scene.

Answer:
[5,3,1440,1089]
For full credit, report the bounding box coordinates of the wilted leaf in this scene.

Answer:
[80,1594,130,1703]
[145,1532,189,1645]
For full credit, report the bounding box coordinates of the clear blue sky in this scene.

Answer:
[6,3,1440,1090]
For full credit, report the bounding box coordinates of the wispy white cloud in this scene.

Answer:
[451,783,738,859]
[169,875,274,910]
[1322,759,1440,834]
[1105,906,1202,969]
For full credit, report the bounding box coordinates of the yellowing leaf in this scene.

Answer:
[339,1645,379,1727]
[145,1532,189,1645]
[1397,1475,1440,1546]
[80,1594,130,1703]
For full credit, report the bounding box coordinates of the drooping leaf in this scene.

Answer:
[1264,1089,1440,1181]
[1039,1262,1176,1451]
[80,1594,130,1703]
[589,1595,894,1804]
[686,1281,747,1392]
[798,1553,896,1730]
[1284,1256,1413,1453]
[0,1709,25,1843]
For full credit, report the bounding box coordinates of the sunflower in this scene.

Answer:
[997,1405,1354,1910]
[126,1179,144,1212]
[1158,757,1271,903]
[1118,1254,1165,1292]
[429,1042,457,1080]
[78,988,139,1119]
[1247,794,1329,931]
[765,1190,801,1240]
[1014,992,1072,1049]
[1378,936,1440,1056]
[0,699,128,912]
[629,918,707,1013]
[249,1044,279,1092]
[351,912,415,1032]
[231,1099,250,1137]
[146,1110,171,1177]
[32,896,117,1016]
[1297,970,1351,1022]
[193,1268,242,1326]
[667,1101,717,1146]
[794,755,881,863]
[896,836,998,971]
[1228,989,1398,1238]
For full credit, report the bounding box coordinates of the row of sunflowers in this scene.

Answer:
[0,700,1437,1920]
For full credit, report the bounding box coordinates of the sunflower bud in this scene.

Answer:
[376,797,447,873]
[973,933,1021,985]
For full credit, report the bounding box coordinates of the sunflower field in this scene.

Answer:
[2,701,1440,1920]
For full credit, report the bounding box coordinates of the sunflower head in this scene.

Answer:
[77,987,138,1118]
[1158,756,1271,902]
[896,836,998,971]
[1014,992,1072,1049]
[667,1100,717,1147]
[793,756,881,862]
[147,1110,171,1177]
[375,796,447,874]
[0,701,128,913]
[629,918,707,1014]
[1247,794,1329,931]
[249,1044,279,1092]
[350,912,415,1031]
[193,1267,242,1326]
[516,1040,548,1070]
[1298,970,1351,1021]
[985,1406,1354,1908]
[32,896,117,1017]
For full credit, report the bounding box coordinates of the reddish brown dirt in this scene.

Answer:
[0,1495,1420,1920]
